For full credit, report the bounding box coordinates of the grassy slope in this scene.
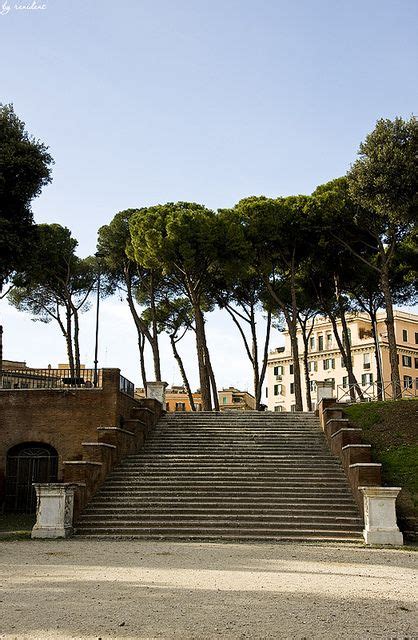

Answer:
[344,399,418,537]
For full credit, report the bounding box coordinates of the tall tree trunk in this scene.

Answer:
[138,330,147,390]
[328,311,363,401]
[289,275,303,411]
[298,316,313,412]
[339,307,364,400]
[369,307,383,400]
[284,311,303,411]
[265,277,303,411]
[194,305,212,411]
[170,334,196,411]
[380,260,401,399]
[72,307,81,377]
[65,308,75,377]
[126,276,155,387]
[206,347,219,411]
[150,338,161,382]
[149,272,161,381]
[257,309,272,410]
[249,303,260,408]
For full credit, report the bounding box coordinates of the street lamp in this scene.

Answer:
[93,252,105,387]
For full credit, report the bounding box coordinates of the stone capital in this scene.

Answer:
[145,381,168,406]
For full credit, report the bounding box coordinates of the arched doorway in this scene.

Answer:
[6,443,58,513]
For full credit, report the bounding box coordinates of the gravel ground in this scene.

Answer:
[0,540,416,639]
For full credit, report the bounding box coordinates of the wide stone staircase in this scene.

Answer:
[76,411,363,541]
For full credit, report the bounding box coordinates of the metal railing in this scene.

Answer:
[0,368,100,390]
[336,381,418,403]
[119,374,134,397]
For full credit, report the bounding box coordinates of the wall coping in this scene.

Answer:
[81,442,117,449]
[342,444,371,450]
[331,428,362,438]
[349,463,381,468]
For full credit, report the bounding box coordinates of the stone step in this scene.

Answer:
[78,513,362,524]
[76,526,362,538]
[85,494,356,504]
[97,490,354,499]
[76,410,361,542]
[82,505,359,516]
[76,533,362,542]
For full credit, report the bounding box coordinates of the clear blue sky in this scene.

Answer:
[1,0,417,390]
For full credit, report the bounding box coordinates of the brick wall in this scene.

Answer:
[0,368,140,506]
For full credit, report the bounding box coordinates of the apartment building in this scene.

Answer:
[161,385,255,412]
[266,310,418,412]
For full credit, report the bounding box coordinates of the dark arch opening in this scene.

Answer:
[6,442,58,514]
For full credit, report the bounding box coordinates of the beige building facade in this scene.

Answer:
[156,385,256,412]
[266,310,418,412]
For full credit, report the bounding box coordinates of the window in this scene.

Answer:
[266,387,268,397]
[323,358,335,370]
[274,384,279,396]
[403,375,413,390]
[222,396,227,404]
[309,380,316,392]
[363,353,371,369]
[318,335,324,351]
[274,405,283,412]
[289,364,294,375]
[402,329,408,342]
[343,328,352,348]
[273,365,284,377]
[324,378,335,389]
[342,376,349,388]
[402,355,412,368]
[175,402,186,411]
[415,332,418,345]
[361,373,373,386]
[416,378,418,390]
[415,358,418,369]
[326,334,333,348]
[290,404,297,413]
[309,336,315,351]
[290,382,295,395]
[308,361,317,373]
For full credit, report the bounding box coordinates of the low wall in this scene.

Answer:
[0,369,141,508]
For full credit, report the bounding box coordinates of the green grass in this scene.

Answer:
[343,399,418,537]
[379,445,418,503]
[344,402,383,430]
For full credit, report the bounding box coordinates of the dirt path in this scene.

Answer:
[0,540,416,639]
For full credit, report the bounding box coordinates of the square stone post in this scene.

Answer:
[31,483,78,539]
[359,486,403,545]
[316,381,335,404]
[145,381,168,407]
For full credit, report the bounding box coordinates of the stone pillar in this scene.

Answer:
[145,381,168,407]
[31,483,77,539]
[360,486,403,546]
[316,381,335,403]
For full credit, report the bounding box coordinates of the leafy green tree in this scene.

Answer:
[97,209,162,386]
[152,295,196,410]
[346,116,418,398]
[232,196,316,411]
[215,209,272,409]
[8,224,95,375]
[129,202,230,411]
[0,104,53,293]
